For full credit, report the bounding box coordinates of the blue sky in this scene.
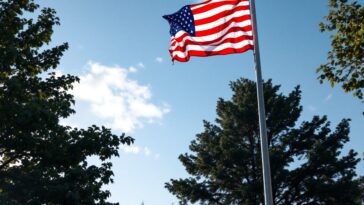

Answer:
[39,1,363,204]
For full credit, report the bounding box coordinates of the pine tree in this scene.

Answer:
[166,78,361,205]
[0,0,133,204]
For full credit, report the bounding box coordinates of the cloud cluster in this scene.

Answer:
[121,145,160,159]
[137,62,145,68]
[155,57,163,63]
[70,62,170,132]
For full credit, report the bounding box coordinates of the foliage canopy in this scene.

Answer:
[0,0,133,204]
[317,0,364,106]
[166,78,361,205]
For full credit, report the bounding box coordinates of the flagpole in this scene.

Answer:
[250,0,274,204]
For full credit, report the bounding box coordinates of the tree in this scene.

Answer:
[166,78,361,205]
[0,0,133,204]
[358,176,364,204]
[317,0,364,106]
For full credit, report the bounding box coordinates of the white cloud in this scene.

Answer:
[122,146,141,154]
[156,57,163,63]
[324,94,333,102]
[144,147,151,156]
[128,66,138,73]
[54,70,63,77]
[137,62,145,68]
[70,62,170,132]
[121,145,159,159]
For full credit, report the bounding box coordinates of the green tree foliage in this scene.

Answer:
[166,78,361,205]
[0,0,133,204]
[358,176,364,204]
[317,0,364,103]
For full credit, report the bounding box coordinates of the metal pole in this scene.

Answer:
[249,0,274,204]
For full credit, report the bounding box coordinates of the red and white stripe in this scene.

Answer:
[170,0,254,62]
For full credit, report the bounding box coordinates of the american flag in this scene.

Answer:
[163,0,254,62]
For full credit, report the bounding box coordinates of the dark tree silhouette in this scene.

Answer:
[0,0,133,204]
[166,78,361,205]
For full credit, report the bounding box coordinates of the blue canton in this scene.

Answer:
[163,6,196,37]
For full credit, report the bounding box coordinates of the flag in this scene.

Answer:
[163,0,254,62]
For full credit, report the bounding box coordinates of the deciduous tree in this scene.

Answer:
[0,0,133,204]
[317,0,364,109]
